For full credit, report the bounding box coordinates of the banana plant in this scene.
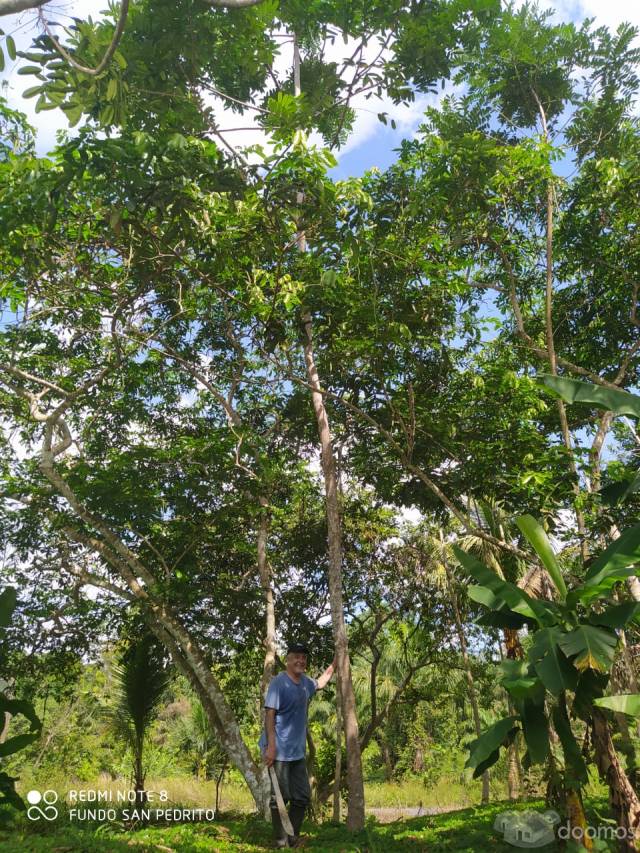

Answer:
[456,516,640,840]
[0,586,42,821]
[541,375,640,505]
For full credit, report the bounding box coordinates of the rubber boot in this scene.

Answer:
[288,802,306,846]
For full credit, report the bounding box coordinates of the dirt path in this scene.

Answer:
[366,805,454,823]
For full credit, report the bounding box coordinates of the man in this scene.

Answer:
[259,643,336,848]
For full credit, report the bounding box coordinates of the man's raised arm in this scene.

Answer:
[315,657,336,690]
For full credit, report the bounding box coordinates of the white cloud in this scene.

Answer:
[544,0,640,33]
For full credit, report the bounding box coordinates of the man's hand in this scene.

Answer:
[264,742,276,767]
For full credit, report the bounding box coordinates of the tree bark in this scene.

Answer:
[593,708,640,850]
[0,0,262,15]
[134,745,147,808]
[257,506,276,702]
[301,312,366,831]
[0,0,46,15]
[507,718,521,801]
[333,676,343,823]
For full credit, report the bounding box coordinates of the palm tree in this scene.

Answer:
[108,631,170,807]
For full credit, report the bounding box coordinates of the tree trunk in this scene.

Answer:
[134,744,147,808]
[593,707,640,850]
[215,760,227,814]
[40,447,270,815]
[301,311,366,831]
[257,506,276,702]
[507,739,520,801]
[0,711,12,745]
[333,676,342,823]
[380,737,394,782]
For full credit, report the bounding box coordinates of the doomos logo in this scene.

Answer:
[26,789,59,821]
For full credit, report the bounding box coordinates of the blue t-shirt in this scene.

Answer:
[258,672,317,761]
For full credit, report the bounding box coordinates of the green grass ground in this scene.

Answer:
[1,798,612,852]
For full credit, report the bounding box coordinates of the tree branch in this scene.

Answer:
[39,1,129,77]
[0,0,45,15]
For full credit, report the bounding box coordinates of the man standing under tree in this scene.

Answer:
[259,643,336,848]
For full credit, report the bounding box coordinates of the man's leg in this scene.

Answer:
[269,761,291,848]
[288,758,312,844]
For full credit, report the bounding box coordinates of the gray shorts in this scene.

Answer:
[269,758,311,807]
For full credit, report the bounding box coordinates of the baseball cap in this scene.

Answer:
[287,642,310,655]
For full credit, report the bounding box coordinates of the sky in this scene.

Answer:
[1,0,640,175]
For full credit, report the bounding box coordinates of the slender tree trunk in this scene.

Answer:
[306,729,318,819]
[333,676,343,823]
[507,738,520,801]
[380,737,394,782]
[301,312,366,831]
[290,31,364,830]
[215,760,227,814]
[592,708,640,850]
[257,505,277,702]
[533,91,588,561]
[134,744,147,808]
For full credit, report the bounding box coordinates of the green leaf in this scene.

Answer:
[472,748,501,777]
[22,86,44,99]
[599,471,640,506]
[476,608,530,629]
[6,36,16,61]
[552,705,588,784]
[35,95,57,113]
[0,588,16,628]
[0,695,40,733]
[64,103,84,127]
[521,700,549,764]
[0,732,39,758]
[453,546,552,626]
[106,78,118,101]
[0,769,26,811]
[17,65,45,76]
[501,675,545,701]
[528,627,578,695]
[582,524,640,594]
[466,715,519,775]
[589,602,640,629]
[0,50,5,73]
[573,670,608,722]
[516,514,567,600]
[499,659,542,699]
[540,375,640,417]
[594,694,640,716]
[558,625,618,673]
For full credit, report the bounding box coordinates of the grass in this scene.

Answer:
[0,797,617,852]
[364,777,496,810]
[17,775,484,817]
[17,774,256,814]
